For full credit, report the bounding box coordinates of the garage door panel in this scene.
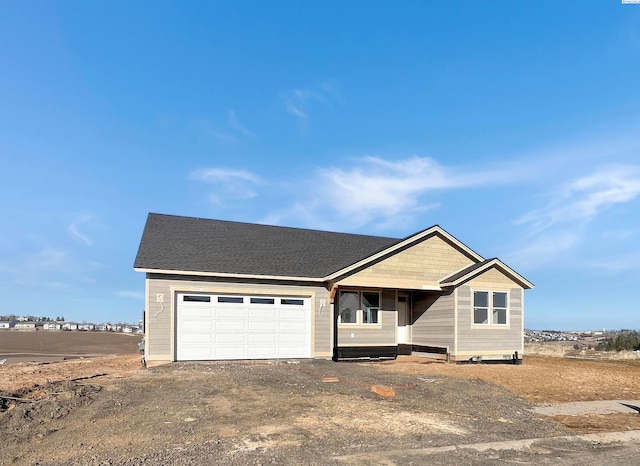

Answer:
[248,334,277,344]
[214,308,247,319]
[278,333,306,343]
[216,334,246,344]
[181,321,213,331]
[215,321,246,331]
[248,308,277,319]
[177,293,311,361]
[279,309,305,320]
[247,347,277,358]
[215,347,247,359]
[181,308,212,318]
[180,348,213,359]
[279,322,307,331]
[181,333,212,343]
[248,321,277,332]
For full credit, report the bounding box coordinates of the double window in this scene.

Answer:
[338,290,380,325]
[473,291,508,325]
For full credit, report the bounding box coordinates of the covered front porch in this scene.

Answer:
[330,283,452,361]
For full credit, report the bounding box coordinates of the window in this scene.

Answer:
[250,297,275,305]
[218,296,243,304]
[361,292,379,324]
[339,291,358,324]
[183,295,211,302]
[473,291,489,324]
[339,290,380,325]
[492,292,508,325]
[473,290,508,325]
[281,298,304,306]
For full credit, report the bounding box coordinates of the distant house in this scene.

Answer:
[135,213,533,365]
[96,324,108,331]
[77,323,95,331]
[122,326,133,333]
[62,322,78,331]
[42,322,61,330]
[14,322,36,330]
[0,320,15,329]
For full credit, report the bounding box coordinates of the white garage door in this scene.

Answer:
[176,293,311,360]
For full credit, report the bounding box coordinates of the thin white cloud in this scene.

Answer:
[507,165,640,270]
[504,232,579,270]
[228,111,256,139]
[191,168,260,183]
[517,166,640,232]
[208,129,237,143]
[282,82,342,131]
[264,155,519,231]
[68,215,92,246]
[190,167,261,205]
[115,290,145,300]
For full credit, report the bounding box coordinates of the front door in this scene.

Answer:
[397,294,409,344]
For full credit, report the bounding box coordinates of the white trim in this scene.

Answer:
[453,287,458,355]
[324,226,484,281]
[520,288,525,354]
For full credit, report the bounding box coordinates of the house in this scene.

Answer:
[0,320,15,329]
[77,323,95,331]
[62,322,78,331]
[134,213,533,366]
[42,322,61,330]
[14,322,37,330]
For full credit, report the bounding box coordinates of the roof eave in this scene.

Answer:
[133,267,325,283]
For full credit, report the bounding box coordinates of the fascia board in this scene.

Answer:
[133,268,324,283]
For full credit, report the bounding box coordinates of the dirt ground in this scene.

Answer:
[0,331,141,364]
[2,335,640,465]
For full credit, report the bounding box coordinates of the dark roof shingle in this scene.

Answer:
[134,213,400,278]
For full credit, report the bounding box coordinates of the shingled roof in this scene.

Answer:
[134,213,400,278]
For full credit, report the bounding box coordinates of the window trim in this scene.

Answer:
[338,289,382,326]
[471,289,509,327]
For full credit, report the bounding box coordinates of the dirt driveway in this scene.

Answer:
[2,354,640,465]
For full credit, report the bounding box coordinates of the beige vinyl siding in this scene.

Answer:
[145,275,330,362]
[337,289,396,347]
[337,310,396,346]
[411,290,455,350]
[337,234,475,289]
[455,272,523,356]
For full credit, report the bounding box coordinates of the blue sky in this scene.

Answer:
[1,1,639,329]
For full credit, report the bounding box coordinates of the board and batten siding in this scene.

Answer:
[455,267,524,357]
[337,234,475,289]
[411,290,455,350]
[145,275,330,363]
[336,289,397,347]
